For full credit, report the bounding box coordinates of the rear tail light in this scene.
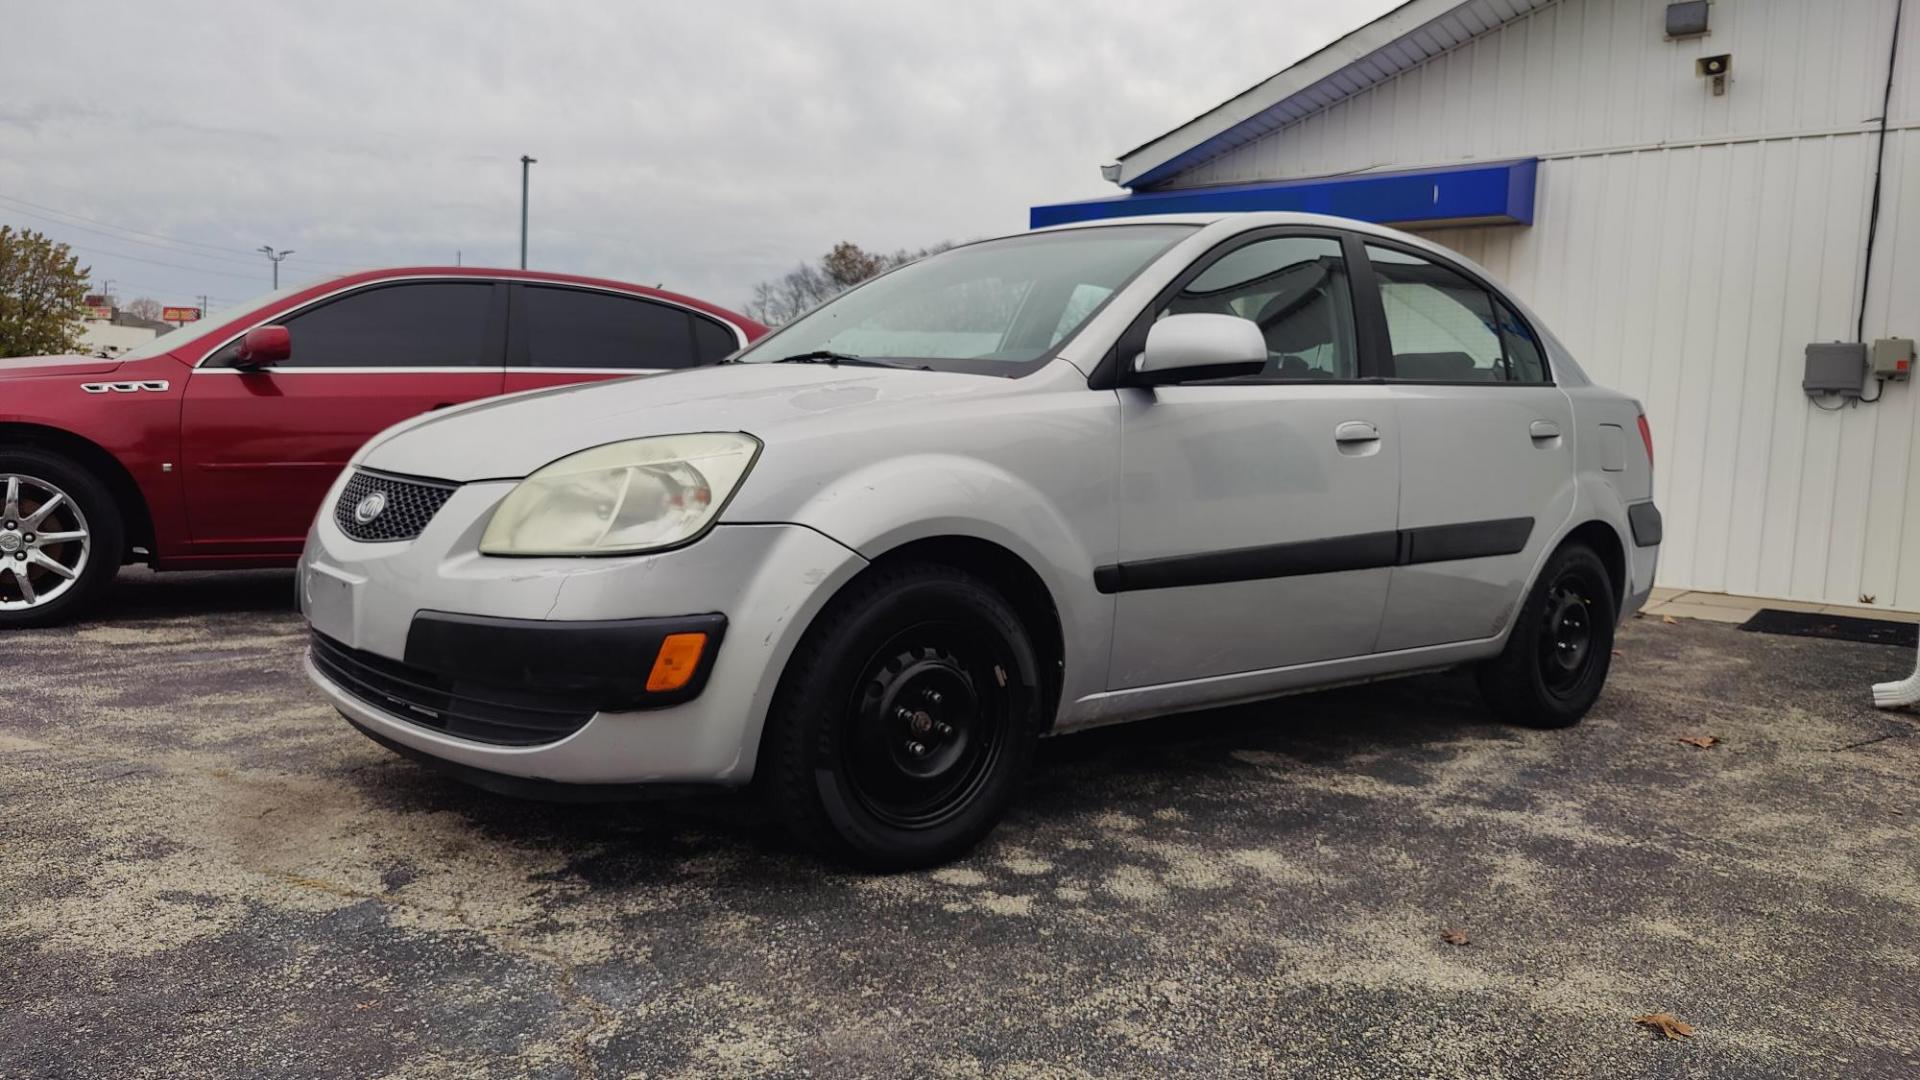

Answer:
[1636,413,1655,471]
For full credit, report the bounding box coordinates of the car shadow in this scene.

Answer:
[346,667,1502,883]
[77,570,1505,876]
[1040,672,1490,771]
[98,566,298,620]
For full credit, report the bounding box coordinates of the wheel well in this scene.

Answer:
[1562,519,1628,610]
[0,423,154,562]
[865,536,1067,729]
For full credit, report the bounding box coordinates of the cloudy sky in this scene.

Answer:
[1,0,1399,312]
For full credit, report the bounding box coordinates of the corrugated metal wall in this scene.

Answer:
[1426,133,1920,610]
[1154,0,1920,609]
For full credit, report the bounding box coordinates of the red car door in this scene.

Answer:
[500,282,743,394]
[178,279,507,555]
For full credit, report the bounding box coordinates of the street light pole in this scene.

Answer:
[519,155,537,269]
[259,245,294,289]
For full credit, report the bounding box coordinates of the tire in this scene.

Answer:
[0,448,124,629]
[760,562,1043,870]
[1476,542,1616,729]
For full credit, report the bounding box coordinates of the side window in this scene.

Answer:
[1366,245,1543,383]
[209,282,494,368]
[691,315,740,363]
[1157,235,1357,381]
[522,286,697,370]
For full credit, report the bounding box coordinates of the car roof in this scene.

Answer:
[1027,210,1421,239]
[148,265,764,368]
[305,266,760,330]
[1018,211,1592,389]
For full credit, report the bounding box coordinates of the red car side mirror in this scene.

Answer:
[235,325,292,367]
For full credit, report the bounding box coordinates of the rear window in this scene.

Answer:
[691,314,740,362]
[522,286,699,370]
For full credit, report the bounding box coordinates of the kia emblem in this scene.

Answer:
[354,491,389,524]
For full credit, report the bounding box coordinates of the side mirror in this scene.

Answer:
[234,325,292,368]
[1134,313,1267,385]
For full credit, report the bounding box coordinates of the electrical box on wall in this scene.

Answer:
[1666,1,1710,38]
[1871,338,1914,380]
[1804,342,1867,397]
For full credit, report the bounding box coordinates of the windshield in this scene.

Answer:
[736,225,1196,374]
[112,282,318,361]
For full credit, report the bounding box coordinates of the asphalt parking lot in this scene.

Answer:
[4,569,1918,1079]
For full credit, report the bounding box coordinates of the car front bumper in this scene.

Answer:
[300,477,867,786]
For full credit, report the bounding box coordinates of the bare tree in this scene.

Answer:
[745,262,838,328]
[745,240,952,326]
[123,296,164,321]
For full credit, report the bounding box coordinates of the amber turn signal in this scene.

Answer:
[646,632,708,692]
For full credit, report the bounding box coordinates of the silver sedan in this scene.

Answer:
[300,213,1661,868]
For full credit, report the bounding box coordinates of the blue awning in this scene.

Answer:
[1030,158,1537,231]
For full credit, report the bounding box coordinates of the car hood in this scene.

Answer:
[0,354,125,379]
[359,362,1024,482]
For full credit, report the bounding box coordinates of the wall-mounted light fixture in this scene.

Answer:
[1697,53,1732,95]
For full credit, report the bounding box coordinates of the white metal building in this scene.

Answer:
[76,315,159,357]
[1035,0,1920,611]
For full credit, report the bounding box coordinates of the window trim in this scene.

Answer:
[1492,294,1549,385]
[1095,225,1382,390]
[506,281,749,371]
[193,276,509,371]
[1349,236,1555,387]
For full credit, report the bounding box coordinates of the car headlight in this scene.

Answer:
[479,433,761,556]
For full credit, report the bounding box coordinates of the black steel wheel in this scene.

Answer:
[845,629,1014,831]
[1538,576,1599,698]
[761,562,1041,869]
[1477,543,1616,728]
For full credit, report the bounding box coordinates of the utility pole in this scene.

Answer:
[456,249,462,267]
[198,294,209,318]
[259,245,294,289]
[519,154,537,269]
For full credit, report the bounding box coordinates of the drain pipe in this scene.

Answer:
[1874,638,1920,709]
[1866,1,1914,711]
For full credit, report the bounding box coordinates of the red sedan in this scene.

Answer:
[0,267,765,627]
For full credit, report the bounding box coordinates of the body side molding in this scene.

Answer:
[1095,517,1536,594]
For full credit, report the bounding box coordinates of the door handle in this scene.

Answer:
[1529,420,1561,441]
[1334,420,1381,444]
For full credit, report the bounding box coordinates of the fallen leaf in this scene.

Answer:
[1861,594,1877,605]
[1440,928,1470,946]
[1662,615,1679,625]
[1633,1013,1696,1040]
[1611,649,1624,657]
[1677,736,1718,749]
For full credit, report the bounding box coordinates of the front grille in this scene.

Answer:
[333,469,457,543]
[311,632,595,746]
